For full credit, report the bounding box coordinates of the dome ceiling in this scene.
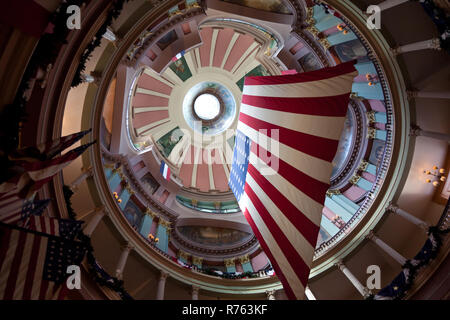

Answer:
[128,25,272,194]
[95,0,395,271]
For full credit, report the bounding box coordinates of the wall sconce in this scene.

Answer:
[366,74,378,86]
[424,166,446,187]
[113,191,122,203]
[337,24,350,34]
[148,233,159,243]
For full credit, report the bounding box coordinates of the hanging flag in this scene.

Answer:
[171,50,186,62]
[0,197,50,226]
[0,222,87,300]
[281,70,298,75]
[229,60,357,300]
[0,141,96,200]
[160,160,171,181]
[26,215,84,240]
[9,129,92,162]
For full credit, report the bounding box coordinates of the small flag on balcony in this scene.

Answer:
[171,50,185,62]
[160,160,171,181]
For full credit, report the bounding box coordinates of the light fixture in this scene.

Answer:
[423,166,446,187]
[147,234,159,243]
[366,73,378,86]
[337,24,350,35]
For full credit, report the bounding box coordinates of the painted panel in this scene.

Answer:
[368,139,386,171]
[298,52,322,72]
[236,64,270,91]
[331,108,354,178]
[156,126,185,158]
[156,29,178,51]
[169,56,192,82]
[333,39,367,62]
[140,172,160,194]
[177,226,252,247]
[123,200,144,229]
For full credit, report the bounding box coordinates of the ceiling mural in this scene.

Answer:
[178,226,253,247]
[331,108,355,178]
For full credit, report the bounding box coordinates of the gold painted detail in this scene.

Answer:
[224,258,236,268]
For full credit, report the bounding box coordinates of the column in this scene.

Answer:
[391,38,441,55]
[69,167,93,192]
[367,231,407,265]
[410,125,450,142]
[305,286,316,300]
[375,0,409,11]
[387,204,429,231]
[83,207,107,236]
[115,243,134,279]
[191,286,199,300]
[336,261,371,298]
[266,290,276,300]
[407,90,450,100]
[156,271,168,300]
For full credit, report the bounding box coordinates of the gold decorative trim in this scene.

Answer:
[306,25,320,38]
[350,175,361,185]
[239,255,250,264]
[367,127,377,139]
[178,250,190,261]
[318,37,331,50]
[358,160,369,172]
[224,258,236,268]
[326,189,341,197]
[192,256,203,266]
[366,111,376,124]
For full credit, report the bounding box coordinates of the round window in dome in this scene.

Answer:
[193,93,221,120]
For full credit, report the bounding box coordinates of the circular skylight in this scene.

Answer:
[194,94,220,120]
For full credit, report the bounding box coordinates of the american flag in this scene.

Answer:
[8,129,92,162]
[0,141,95,200]
[0,222,87,300]
[0,197,50,226]
[229,61,357,299]
[27,215,83,240]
